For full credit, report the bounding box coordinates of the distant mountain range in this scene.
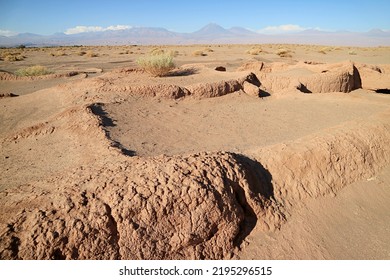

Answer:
[1,23,389,47]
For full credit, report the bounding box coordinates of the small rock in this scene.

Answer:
[215,66,226,72]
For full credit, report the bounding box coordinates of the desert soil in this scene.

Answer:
[0,44,389,259]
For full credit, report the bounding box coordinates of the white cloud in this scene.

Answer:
[65,26,103,34]
[64,25,131,35]
[105,25,131,31]
[258,24,306,34]
[0,29,18,37]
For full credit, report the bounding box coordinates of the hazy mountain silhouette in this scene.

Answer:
[229,27,258,36]
[0,23,389,46]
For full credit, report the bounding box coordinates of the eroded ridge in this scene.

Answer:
[0,152,283,260]
[251,112,390,207]
[1,106,389,259]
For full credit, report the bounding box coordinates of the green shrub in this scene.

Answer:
[15,65,52,76]
[136,53,175,77]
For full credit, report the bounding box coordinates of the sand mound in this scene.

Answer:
[355,63,390,91]
[237,61,380,94]
[298,62,361,93]
[187,79,242,98]
[0,152,283,260]
[179,72,261,99]
[237,61,264,72]
[90,72,261,100]
[97,83,191,99]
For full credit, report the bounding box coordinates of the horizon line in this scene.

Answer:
[1,23,389,37]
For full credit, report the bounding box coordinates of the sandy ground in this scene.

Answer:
[240,165,390,259]
[0,44,389,259]
[104,91,389,157]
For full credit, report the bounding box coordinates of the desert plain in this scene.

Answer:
[0,44,390,259]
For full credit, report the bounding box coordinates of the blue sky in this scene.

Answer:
[0,0,389,36]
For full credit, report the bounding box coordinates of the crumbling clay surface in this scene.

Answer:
[0,152,283,259]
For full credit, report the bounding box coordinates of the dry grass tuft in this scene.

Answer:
[149,48,179,57]
[167,50,179,57]
[192,50,207,56]
[119,49,133,55]
[0,51,25,61]
[276,48,292,58]
[15,65,52,76]
[50,50,67,57]
[150,48,165,56]
[4,54,25,61]
[85,50,99,57]
[348,50,357,55]
[246,46,263,55]
[318,47,332,54]
[137,53,175,77]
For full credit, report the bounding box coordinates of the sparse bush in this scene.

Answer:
[247,47,263,55]
[4,54,25,61]
[137,53,175,77]
[85,50,99,57]
[318,47,332,54]
[320,47,332,53]
[119,49,133,55]
[50,51,67,57]
[77,51,87,56]
[348,50,357,55]
[150,48,165,56]
[167,50,179,57]
[276,48,292,58]
[15,65,52,76]
[192,50,206,56]
[0,51,25,61]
